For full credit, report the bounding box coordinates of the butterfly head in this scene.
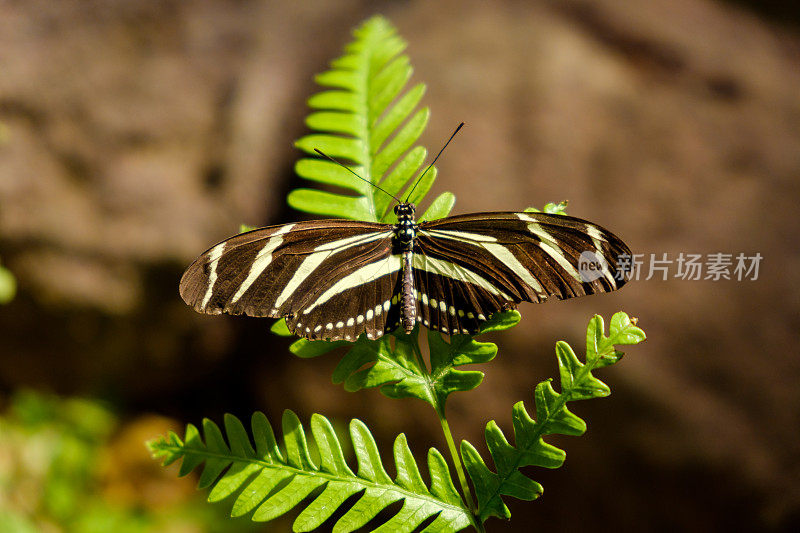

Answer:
[393,203,416,248]
[393,202,416,221]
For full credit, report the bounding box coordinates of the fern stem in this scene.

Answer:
[408,331,484,530]
[437,408,482,529]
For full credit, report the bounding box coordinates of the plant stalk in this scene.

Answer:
[410,331,485,532]
[437,407,485,532]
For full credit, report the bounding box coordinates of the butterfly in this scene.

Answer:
[180,125,631,341]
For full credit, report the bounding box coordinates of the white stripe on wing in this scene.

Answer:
[230,224,296,304]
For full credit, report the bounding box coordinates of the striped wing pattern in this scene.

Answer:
[180,220,400,341]
[180,212,630,341]
[411,212,631,335]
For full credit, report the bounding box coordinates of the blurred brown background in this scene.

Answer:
[1,0,799,531]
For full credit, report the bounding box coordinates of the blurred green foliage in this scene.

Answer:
[0,263,14,304]
[0,390,261,533]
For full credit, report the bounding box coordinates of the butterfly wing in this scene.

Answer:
[414,211,631,334]
[179,220,401,341]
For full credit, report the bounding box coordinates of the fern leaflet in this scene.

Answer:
[290,15,453,223]
[287,311,520,408]
[460,312,646,523]
[148,411,475,532]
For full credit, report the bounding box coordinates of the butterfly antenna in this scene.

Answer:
[404,122,464,202]
[313,149,402,204]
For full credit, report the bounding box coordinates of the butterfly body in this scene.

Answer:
[393,202,418,333]
[180,205,631,341]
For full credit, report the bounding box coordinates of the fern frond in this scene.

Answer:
[290,15,452,223]
[148,411,475,532]
[287,311,520,408]
[461,312,646,523]
[425,311,520,408]
[524,201,568,215]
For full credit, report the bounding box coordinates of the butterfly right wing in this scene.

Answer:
[179,220,399,340]
[413,211,632,335]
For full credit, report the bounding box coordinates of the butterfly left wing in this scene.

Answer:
[414,211,632,335]
[180,220,402,341]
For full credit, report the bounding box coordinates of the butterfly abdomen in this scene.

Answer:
[401,251,416,332]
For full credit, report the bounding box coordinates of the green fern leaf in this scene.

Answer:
[287,311,520,408]
[148,411,475,532]
[524,201,568,216]
[290,15,452,223]
[461,312,646,523]
[426,311,521,408]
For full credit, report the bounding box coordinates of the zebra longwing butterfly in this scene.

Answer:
[180,125,631,341]
[180,204,631,341]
